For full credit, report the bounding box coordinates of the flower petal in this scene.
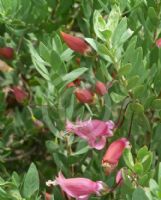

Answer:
[77,195,89,200]
[88,136,106,150]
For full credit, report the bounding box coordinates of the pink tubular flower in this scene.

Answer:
[0,47,14,59]
[12,86,28,103]
[95,81,108,96]
[46,172,104,200]
[116,169,123,186]
[156,38,161,48]
[102,138,130,175]
[66,119,114,150]
[60,32,91,54]
[75,88,94,104]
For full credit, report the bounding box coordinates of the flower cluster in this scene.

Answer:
[46,32,131,200]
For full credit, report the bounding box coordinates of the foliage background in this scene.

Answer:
[0,0,161,199]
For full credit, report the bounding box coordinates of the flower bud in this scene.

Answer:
[12,86,28,103]
[95,81,108,96]
[102,138,130,175]
[156,38,161,48]
[0,47,14,59]
[67,82,75,88]
[76,57,81,64]
[116,169,123,186]
[75,88,93,103]
[61,32,91,54]
[45,192,51,200]
[32,116,44,129]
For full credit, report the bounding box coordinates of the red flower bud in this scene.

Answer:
[95,81,108,96]
[102,138,130,175]
[45,192,51,200]
[67,82,76,88]
[75,88,93,103]
[60,32,91,54]
[12,86,28,103]
[76,57,81,64]
[0,47,14,59]
[156,38,161,48]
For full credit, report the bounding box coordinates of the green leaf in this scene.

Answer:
[139,174,150,186]
[151,99,161,110]
[118,64,132,76]
[93,10,111,41]
[85,38,97,51]
[110,92,125,103]
[112,17,133,48]
[62,68,88,83]
[127,75,140,89]
[137,146,149,161]
[50,50,66,74]
[134,163,144,175]
[28,41,50,80]
[149,179,159,194]
[132,188,150,200]
[133,85,145,98]
[158,162,161,186]
[137,146,153,172]
[39,42,50,62]
[96,43,114,63]
[106,5,120,34]
[72,146,90,156]
[130,103,144,113]
[23,163,39,198]
[81,0,93,19]
[148,7,158,26]
[123,148,134,170]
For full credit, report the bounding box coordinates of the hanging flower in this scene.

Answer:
[102,138,130,175]
[95,81,108,96]
[0,47,14,59]
[66,119,114,150]
[61,32,91,54]
[46,172,107,200]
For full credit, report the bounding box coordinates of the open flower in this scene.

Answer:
[0,47,14,59]
[46,172,105,200]
[102,138,130,175]
[61,32,91,54]
[66,119,114,150]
